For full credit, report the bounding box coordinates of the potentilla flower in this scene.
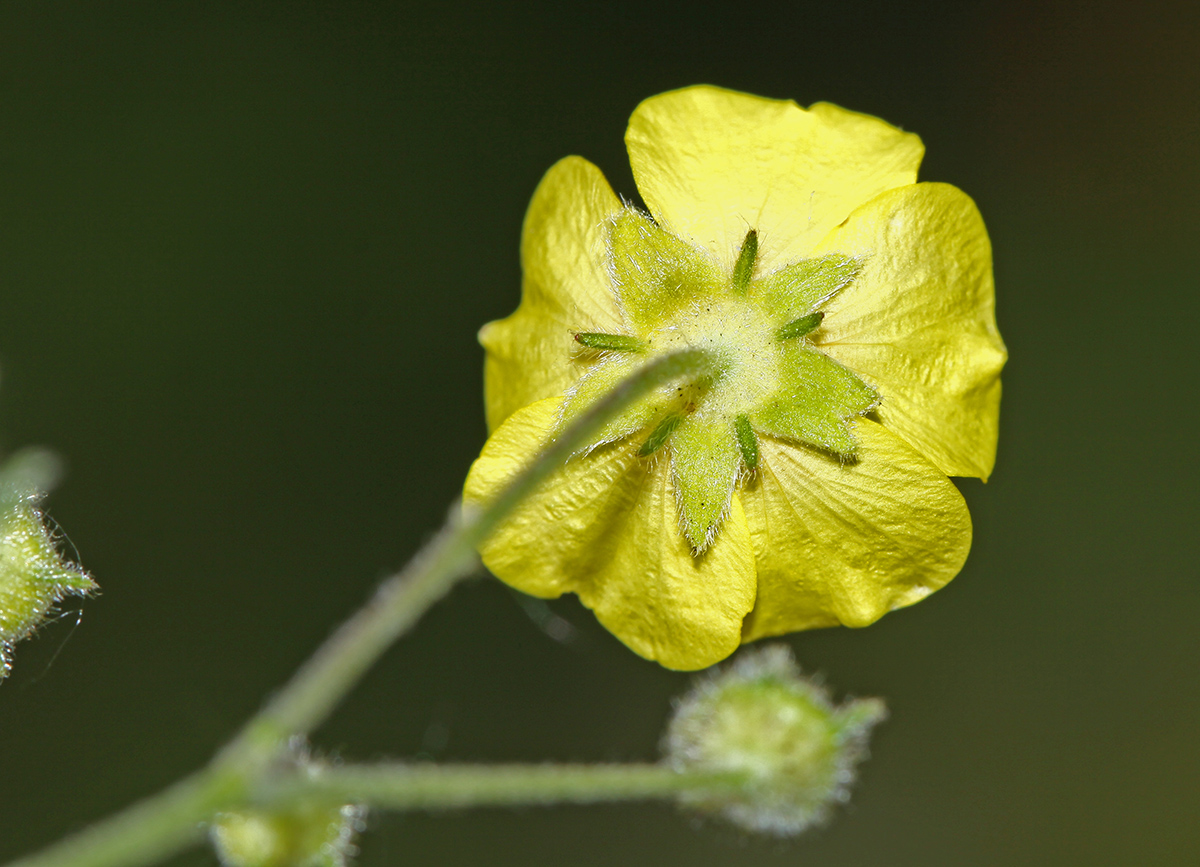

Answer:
[464,85,1006,670]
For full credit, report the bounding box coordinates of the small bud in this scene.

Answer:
[663,645,886,836]
[0,461,96,679]
[210,740,366,867]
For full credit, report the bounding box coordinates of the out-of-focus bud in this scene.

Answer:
[210,740,366,867]
[0,450,95,679]
[663,645,886,836]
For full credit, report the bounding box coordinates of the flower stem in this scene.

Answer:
[228,346,714,748]
[255,762,745,812]
[4,348,716,867]
[2,771,240,867]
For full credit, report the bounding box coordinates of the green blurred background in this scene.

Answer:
[0,2,1196,865]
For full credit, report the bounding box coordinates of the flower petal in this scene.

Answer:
[464,398,757,670]
[480,156,624,431]
[582,469,756,671]
[464,397,624,598]
[812,183,1007,479]
[625,86,923,276]
[740,419,972,641]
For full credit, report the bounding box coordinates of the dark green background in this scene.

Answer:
[1,2,1196,865]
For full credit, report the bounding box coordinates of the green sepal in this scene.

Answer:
[751,254,862,326]
[749,342,877,456]
[670,414,741,552]
[734,415,759,470]
[730,229,758,294]
[608,209,724,332]
[574,332,646,353]
[775,312,824,341]
[833,697,889,737]
[559,355,671,450]
[639,412,685,457]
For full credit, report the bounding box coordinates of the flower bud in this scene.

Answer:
[663,645,886,836]
[0,458,95,679]
[210,741,366,867]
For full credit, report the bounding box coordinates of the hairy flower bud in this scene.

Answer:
[210,741,366,867]
[663,645,886,836]
[0,452,95,679]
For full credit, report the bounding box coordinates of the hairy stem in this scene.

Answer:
[3,772,239,867]
[230,347,713,747]
[5,348,716,867]
[255,762,745,812]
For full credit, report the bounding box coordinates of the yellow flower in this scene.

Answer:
[464,86,1006,670]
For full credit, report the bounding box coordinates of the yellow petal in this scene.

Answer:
[740,420,972,641]
[581,468,756,671]
[625,86,923,276]
[812,183,1007,479]
[480,157,624,431]
[464,398,622,598]
[464,398,757,670]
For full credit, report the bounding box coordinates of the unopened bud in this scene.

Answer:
[0,462,95,679]
[210,741,366,867]
[663,645,886,836]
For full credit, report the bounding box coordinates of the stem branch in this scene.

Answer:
[233,347,712,746]
[4,772,239,867]
[6,349,716,867]
[257,762,744,812]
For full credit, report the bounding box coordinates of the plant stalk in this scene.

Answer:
[255,762,745,812]
[5,349,716,867]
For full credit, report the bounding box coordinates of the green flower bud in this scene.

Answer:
[0,454,95,679]
[663,645,886,836]
[210,742,366,867]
